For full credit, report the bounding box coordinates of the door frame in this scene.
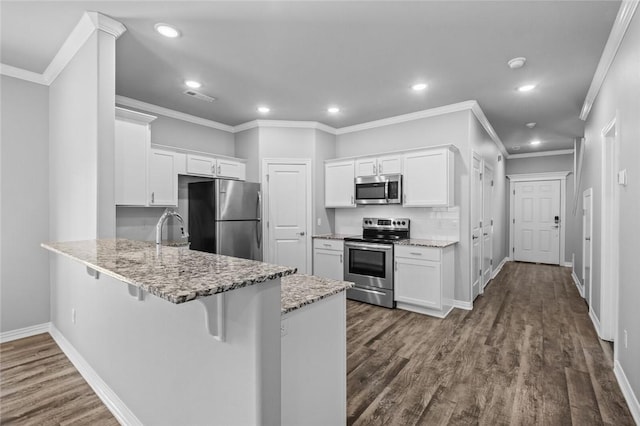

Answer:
[262,158,313,274]
[482,162,494,291]
[470,151,483,299]
[600,116,619,342]
[583,188,593,306]
[507,171,570,265]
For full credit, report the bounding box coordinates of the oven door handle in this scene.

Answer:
[345,242,393,252]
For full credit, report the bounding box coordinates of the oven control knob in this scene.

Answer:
[402,221,406,225]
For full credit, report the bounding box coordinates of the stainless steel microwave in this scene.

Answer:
[354,174,402,205]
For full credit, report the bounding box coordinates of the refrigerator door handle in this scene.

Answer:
[256,191,262,248]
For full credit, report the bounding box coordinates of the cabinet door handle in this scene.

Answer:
[394,260,398,271]
[403,194,407,204]
[351,195,354,205]
[373,164,377,175]
[218,165,221,174]
[340,254,343,263]
[410,252,422,256]
[151,192,155,203]
[323,243,332,247]
[379,164,383,174]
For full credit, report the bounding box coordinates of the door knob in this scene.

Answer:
[585,237,591,241]
[472,235,479,240]
[298,231,305,236]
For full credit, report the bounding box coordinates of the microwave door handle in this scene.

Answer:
[384,180,389,202]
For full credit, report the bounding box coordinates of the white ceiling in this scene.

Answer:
[1,1,620,154]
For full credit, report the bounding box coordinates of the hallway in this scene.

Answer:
[346,262,635,425]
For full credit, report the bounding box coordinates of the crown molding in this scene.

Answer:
[580,0,639,120]
[469,101,508,157]
[1,12,126,86]
[507,149,574,159]
[115,106,157,124]
[234,119,337,134]
[507,171,571,181]
[335,100,476,135]
[0,64,48,85]
[116,95,235,133]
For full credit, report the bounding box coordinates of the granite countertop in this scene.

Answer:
[395,239,458,248]
[281,274,353,315]
[41,239,296,304]
[312,234,354,240]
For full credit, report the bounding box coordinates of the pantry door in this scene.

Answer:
[513,180,561,264]
[263,159,311,274]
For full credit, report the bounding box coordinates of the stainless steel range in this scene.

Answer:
[344,217,410,308]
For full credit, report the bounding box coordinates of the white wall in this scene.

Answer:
[0,75,50,332]
[577,10,640,410]
[234,127,260,183]
[505,154,577,265]
[335,111,472,301]
[313,130,336,235]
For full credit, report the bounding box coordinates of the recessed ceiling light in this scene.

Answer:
[257,106,270,113]
[327,107,340,113]
[512,146,521,151]
[526,122,537,128]
[155,23,180,38]
[508,57,527,69]
[530,140,541,146]
[185,80,201,89]
[411,83,428,91]
[517,84,536,92]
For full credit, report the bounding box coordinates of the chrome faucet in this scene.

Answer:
[156,208,188,245]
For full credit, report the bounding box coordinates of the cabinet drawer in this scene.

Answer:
[313,239,344,251]
[395,245,440,261]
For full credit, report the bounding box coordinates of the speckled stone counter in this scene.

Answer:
[312,234,355,240]
[281,274,353,314]
[42,239,296,304]
[395,239,458,248]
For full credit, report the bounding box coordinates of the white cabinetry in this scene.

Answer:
[186,154,216,177]
[403,148,454,207]
[394,244,455,318]
[217,158,246,180]
[149,149,177,206]
[355,154,402,177]
[185,153,246,180]
[325,160,355,208]
[115,108,156,206]
[313,239,344,281]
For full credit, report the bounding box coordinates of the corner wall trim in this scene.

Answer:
[452,300,473,311]
[589,308,603,339]
[49,326,143,426]
[580,0,639,120]
[0,322,51,344]
[491,257,510,280]
[468,101,509,157]
[571,271,585,298]
[507,149,574,159]
[614,360,640,425]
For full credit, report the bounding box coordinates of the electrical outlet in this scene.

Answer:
[317,218,322,226]
[281,319,288,337]
[624,329,628,349]
[71,308,76,325]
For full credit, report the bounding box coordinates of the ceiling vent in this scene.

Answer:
[183,90,216,103]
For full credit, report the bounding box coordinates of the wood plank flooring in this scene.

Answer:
[347,261,635,425]
[0,333,118,425]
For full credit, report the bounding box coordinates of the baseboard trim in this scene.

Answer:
[571,271,585,298]
[49,326,142,426]
[451,300,473,310]
[491,257,510,279]
[0,322,51,343]
[589,308,602,339]
[562,261,573,268]
[614,360,640,425]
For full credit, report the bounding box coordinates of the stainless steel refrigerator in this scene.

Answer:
[188,180,262,261]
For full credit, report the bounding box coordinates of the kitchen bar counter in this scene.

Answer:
[281,274,353,314]
[42,239,296,304]
[394,238,458,248]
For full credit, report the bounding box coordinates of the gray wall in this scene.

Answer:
[234,127,260,183]
[0,76,50,332]
[313,130,336,235]
[505,154,577,265]
[578,10,640,403]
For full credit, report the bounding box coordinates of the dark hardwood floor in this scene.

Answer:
[0,333,118,425]
[346,261,635,425]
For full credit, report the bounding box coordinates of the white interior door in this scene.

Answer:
[265,161,310,273]
[471,154,482,300]
[583,188,592,304]
[482,165,494,289]
[513,180,561,264]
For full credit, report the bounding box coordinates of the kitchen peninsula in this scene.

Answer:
[42,239,351,426]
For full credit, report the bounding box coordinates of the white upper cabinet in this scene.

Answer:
[186,154,216,177]
[355,154,403,177]
[403,148,454,207]
[149,149,177,206]
[115,108,156,206]
[325,160,355,208]
[217,158,246,180]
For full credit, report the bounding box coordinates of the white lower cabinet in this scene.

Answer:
[394,244,455,318]
[312,239,344,280]
[149,149,177,206]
